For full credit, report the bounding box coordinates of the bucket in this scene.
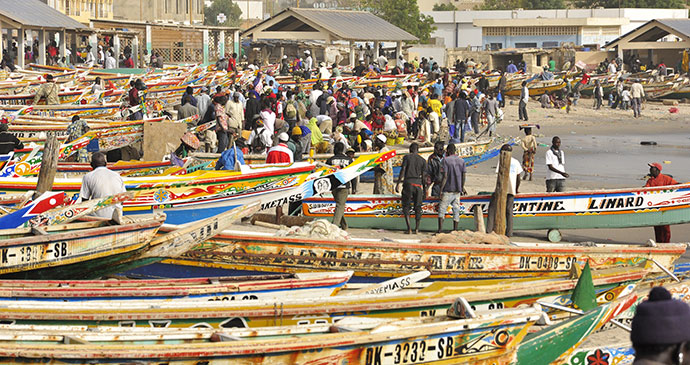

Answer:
[386,137,396,146]
[395,137,405,144]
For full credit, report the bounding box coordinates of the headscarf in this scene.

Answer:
[307,117,323,145]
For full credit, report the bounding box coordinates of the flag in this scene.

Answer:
[571,261,597,312]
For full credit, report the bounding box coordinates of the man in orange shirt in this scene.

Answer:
[644,162,679,243]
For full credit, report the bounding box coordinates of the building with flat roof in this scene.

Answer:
[112,0,203,23]
[424,8,688,50]
[41,0,114,23]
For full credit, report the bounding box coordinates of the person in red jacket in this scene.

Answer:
[645,162,679,243]
[266,133,293,163]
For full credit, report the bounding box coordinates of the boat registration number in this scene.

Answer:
[0,241,70,268]
[363,336,456,365]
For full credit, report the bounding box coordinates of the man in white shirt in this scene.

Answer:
[607,60,617,74]
[104,51,116,69]
[631,81,645,118]
[486,144,523,236]
[303,50,313,71]
[519,81,529,121]
[545,136,569,192]
[79,152,126,219]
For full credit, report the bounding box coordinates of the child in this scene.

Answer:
[519,124,539,181]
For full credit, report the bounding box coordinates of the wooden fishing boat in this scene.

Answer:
[0,88,125,106]
[0,151,392,225]
[303,183,690,236]
[504,79,565,97]
[0,271,353,302]
[166,229,685,281]
[0,162,315,225]
[0,264,640,328]
[565,344,634,365]
[515,294,637,364]
[0,102,123,118]
[0,304,544,364]
[0,214,165,279]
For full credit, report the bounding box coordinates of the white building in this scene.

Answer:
[424,8,688,50]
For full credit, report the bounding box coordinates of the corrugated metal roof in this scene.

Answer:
[246,8,417,42]
[0,0,86,29]
[605,19,690,48]
[291,8,417,41]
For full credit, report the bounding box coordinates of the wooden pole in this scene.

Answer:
[473,205,485,233]
[492,150,511,235]
[34,133,59,200]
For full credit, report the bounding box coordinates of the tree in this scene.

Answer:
[204,0,243,27]
[362,0,436,43]
[432,3,458,10]
[572,0,683,8]
[478,0,565,9]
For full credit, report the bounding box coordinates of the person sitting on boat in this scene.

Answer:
[645,163,679,243]
[32,74,59,105]
[631,286,690,365]
[266,133,293,164]
[79,152,126,220]
[0,121,23,155]
[486,144,522,237]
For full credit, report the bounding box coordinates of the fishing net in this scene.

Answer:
[430,230,510,245]
[276,219,350,241]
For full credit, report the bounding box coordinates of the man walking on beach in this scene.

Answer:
[545,136,568,192]
[631,81,645,118]
[518,81,529,121]
[645,163,678,243]
[486,144,522,237]
[396,142,427,234]
[437,144,466,233]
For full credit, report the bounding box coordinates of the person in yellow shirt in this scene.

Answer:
[428,94,443,117]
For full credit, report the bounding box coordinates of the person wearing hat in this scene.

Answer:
[287,126,303,162]
[645,163,679,243]
[303,50,313,77]
[519,124,538,181]
[631,286,690,364]
[326,142,353,230]
[33,74,59,105]
[0,122,23,155]
[266,132,293,164]
[373,134,394,195]
[280,55,290,76]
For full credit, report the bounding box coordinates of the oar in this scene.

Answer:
[345,270,430,296]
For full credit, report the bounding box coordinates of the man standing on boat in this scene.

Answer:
[327,142,353,230]
[425,141,445,198]
[545,136,568,192]
[437,143,466,233]
[396,142,427,234]
[80,152,126,219]
[645,163,679,243]
[486,144,522,237]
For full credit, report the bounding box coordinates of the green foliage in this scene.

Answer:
[204,0,243,27]
[477,0,565,9]
[572,0,684,8]
[432,3,458,10]
[363,0,436,43]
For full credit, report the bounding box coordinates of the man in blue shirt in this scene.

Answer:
[506,60,518,73]
[437,143,466,233]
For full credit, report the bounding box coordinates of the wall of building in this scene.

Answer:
[425,8,689,50]
[483,34,578,50]
[407,45,447,67]
[236,0,264,20]
[113,0,204,23]
[49,0,114,23]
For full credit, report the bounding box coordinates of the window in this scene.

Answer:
[65,0,70,15]
[542,41,559,48]
[489,43,502,50]
[515,42,537,48]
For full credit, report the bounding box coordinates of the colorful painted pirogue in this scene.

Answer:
[0,263,644,329]
[165,230,685,281]
[303,183,690,233]
[0,214,164,279]
[0,271,353,302]
[0,151,393,225]
[0,304,545,364]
